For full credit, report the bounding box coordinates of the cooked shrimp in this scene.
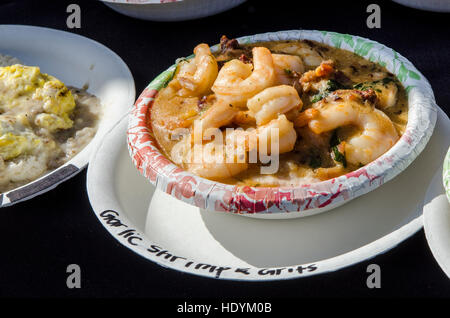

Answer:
[371,80,398,109]
[212,47,276,106]
[196,98,239,134]
[308,90,399,165]
[270,42,323,67]
[188,160,248,180]
[296,47,323,67]
[294,108,319,127]
[316,165,347,180]
[256,114,297,154]
[353,79,398,110]
[227,114,297,155]
[180,130,248,180]
[247,85,302,126]
[186,140,248,180]
[176,44,218,97]
[272,54,304,85]
[232,110,256,126]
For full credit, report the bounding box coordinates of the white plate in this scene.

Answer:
[423,194,450,278]
[87,106,449,281]
[0,25,135,207]
[102,0,246,22]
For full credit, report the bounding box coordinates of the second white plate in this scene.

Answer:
[423,194,450,278]
[0,25,135,207]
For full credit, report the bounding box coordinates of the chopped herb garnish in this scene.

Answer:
[353,82,365,90]
[311,93,324,103]
[353,77,396,92]
[311,79,346,103]
[326,79,344,91]
[330,130,346,167]
[284,68,293,75]
[332,146,347,168]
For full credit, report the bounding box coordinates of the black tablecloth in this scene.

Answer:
[1,0,449,298]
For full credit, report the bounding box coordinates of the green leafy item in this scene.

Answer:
[311,79,346,103]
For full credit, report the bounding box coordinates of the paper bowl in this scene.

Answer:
[127,30,437,218]
[444,147,450,202]
[102,0,247,22]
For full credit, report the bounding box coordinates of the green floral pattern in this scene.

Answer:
[444,147,450,202]
[147,64,177,90]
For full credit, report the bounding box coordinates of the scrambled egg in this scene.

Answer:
[0,65,74,161]
[0,115,56,161]
[0,65,76,130]
[0,127,40,161]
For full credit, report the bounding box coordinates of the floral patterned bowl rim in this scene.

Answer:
[127,30,437,216]
[444,147,450,202]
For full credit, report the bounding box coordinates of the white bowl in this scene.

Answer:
[392,0,450,12]
[0,25,135,207]
[102,0,247,21]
